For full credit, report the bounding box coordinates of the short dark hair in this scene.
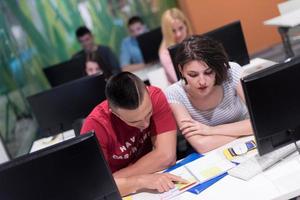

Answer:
[105,72,146,109]
[128,16,144,27]
[75,26,91,38]
[176,35,230,85]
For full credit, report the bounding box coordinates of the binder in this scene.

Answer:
[165,153,228,195]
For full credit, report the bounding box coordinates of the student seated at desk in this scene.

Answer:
[81,72,186,196]
[165,35,253,154]
[159,8,193,84]
[120,16,147,72]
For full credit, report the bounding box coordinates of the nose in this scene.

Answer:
[198,75,206,86]
[175,31,182,39]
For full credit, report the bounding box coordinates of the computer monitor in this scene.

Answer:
[27,74,107,137]
[203,20,250,66]
[0,135,10,164]
[168,43,182,81]
[137,27,162,64]
[44,56,86,87]
[168,21,250,81]
[241,57,300,155]
[0,132,122,200]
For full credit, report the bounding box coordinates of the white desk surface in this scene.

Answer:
[132,63,162,81]
[242,57,277,77]
[132,135,300,200]
[30,129,75,153]
[264,9,300,28]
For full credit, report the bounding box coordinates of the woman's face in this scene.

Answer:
[171,19,188,43]
[85,61,102,76]
[181,60,216,97]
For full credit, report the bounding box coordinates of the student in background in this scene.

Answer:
[165,35,252,154]
[120,16,147,72]
[85,52,112,79]
[159,8,193,84]
[81,72,185,196]
[73,26,120,74]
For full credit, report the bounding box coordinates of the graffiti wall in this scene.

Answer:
[0,0,177,157]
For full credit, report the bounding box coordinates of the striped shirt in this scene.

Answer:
[165,62,249,126]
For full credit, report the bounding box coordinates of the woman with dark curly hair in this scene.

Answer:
[165,35,253,153]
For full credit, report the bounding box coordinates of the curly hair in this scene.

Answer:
[175,35,230,85]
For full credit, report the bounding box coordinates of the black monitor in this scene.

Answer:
[27,74,107,137]
[137,27,162,64]
[168,43,182,81]
[241,57,300,155]
[203,21,250,66]
[168,21,250,81]
[44,56,86,87]
[0,132,122,200]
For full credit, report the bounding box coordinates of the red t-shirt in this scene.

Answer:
[80,86,177,173]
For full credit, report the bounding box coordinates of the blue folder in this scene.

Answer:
[164,153,228,195]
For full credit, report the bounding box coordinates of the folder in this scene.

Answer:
[165,153,228,195]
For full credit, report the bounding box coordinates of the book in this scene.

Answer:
[126,153,236,200]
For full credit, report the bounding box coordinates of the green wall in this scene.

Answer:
[0,0,177,157]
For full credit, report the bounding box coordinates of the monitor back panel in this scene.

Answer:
[27,74,107,137]
[0,133,122,200]
[242,58,300,155]
[44,57,86,87]
[203,21,250,66]
[137,27,162,64]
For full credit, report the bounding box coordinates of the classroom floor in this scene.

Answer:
[251,37,300,62]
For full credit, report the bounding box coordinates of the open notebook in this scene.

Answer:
[125,153,235,200]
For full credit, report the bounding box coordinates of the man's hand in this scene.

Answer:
[138,173,188,193]
[180,119,211,138]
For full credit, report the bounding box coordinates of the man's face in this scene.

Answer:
[128,22,145,37]
[78,33,95,52]
[112,92,153,130]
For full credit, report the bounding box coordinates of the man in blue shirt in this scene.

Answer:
[120,16,147,72]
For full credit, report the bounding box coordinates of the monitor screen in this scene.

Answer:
[137,27,162,64]
[44,57,86,87]
[242,57,300,155]
[203,20,250,66]
[0,132,122,200]
[27,74,107,137]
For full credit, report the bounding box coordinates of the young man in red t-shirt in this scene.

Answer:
[81,72,186,196]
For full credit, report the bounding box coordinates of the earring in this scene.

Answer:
[181,77,188,85]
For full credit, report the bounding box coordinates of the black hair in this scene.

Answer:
[128,16,144,27]
[75,26,91,38]
[105,72,146,110]
[175,35,230,85]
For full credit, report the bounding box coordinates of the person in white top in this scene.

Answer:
[165,35,253,153]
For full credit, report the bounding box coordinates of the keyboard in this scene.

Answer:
[228,143,296,180]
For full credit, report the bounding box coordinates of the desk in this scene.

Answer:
[132,63,170,90]
[132,136,300,200]
[131,63,161,81]
[242,57,277,77]
[30,129,75,153]
[264,9,300,58]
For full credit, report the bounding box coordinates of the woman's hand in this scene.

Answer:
[180,119,211,138]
